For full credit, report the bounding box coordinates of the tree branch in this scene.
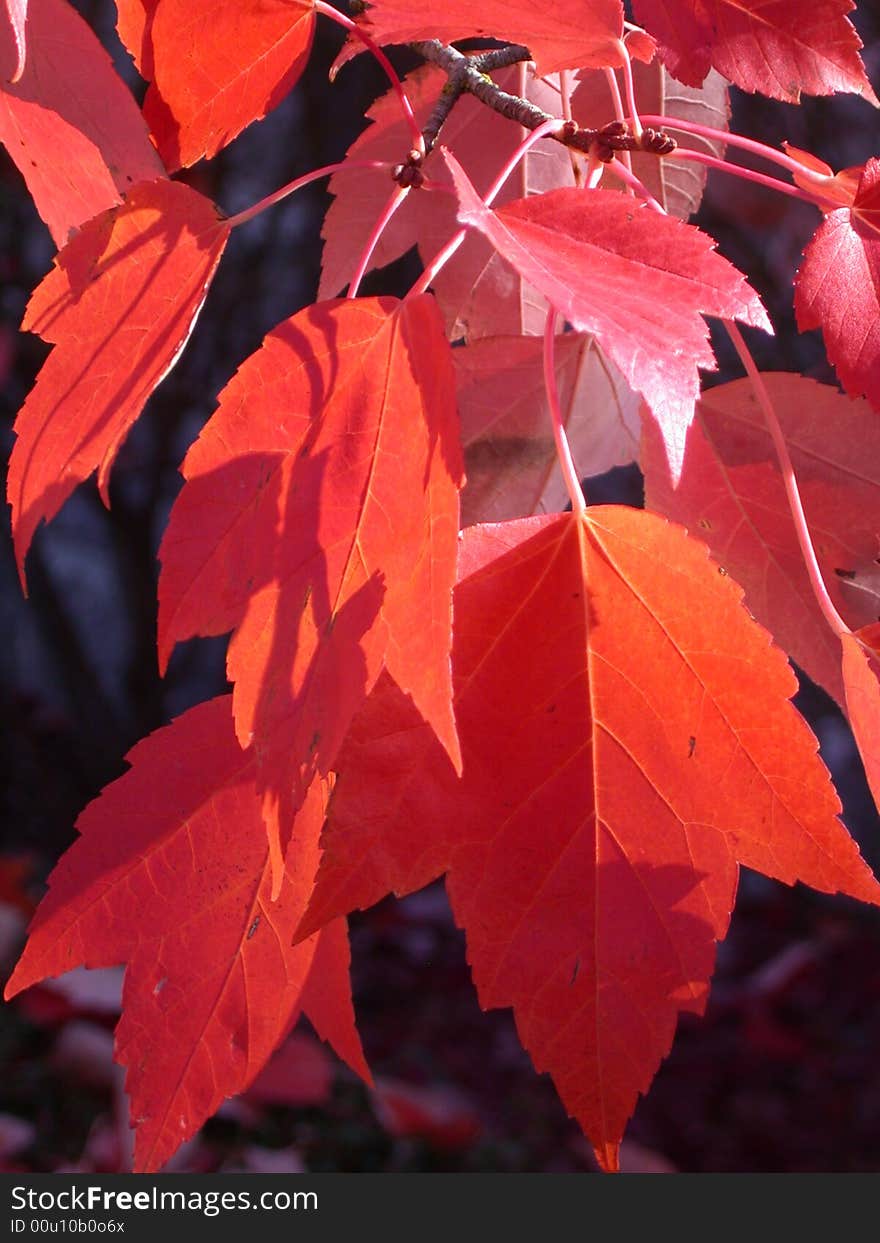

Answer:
[406,39,676,161]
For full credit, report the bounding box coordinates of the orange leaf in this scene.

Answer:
[4,696,368,1173]
[158,295,463,884]
[301,508,880,1168]
[0,0,165,245]
[116,0,316,168]
[7,178,230,579]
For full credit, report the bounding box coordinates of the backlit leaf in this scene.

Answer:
[444,150,770,479]
[795,158,880,410]
[7,178,230,579]
[0,0,165,245]
[633,0,878,105]
[642,373,880,709]
[4,696,368,1173]
[115,0,316,168]
[302,508,880,1169]
[350,0,628,76]
[158,295,463,881]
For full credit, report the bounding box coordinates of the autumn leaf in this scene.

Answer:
[4,696,369,1173]
[2,0,27,81]
[299,507,880,1170]
[842,632,880,816]
[795,158,880,411]
[455,332,639,524]
[633,0,878,105]
[115,0,316,168]
[7,178,230,579]
[346,0,629,76]
[443,150,770,479]
[158,295,463,884]
[642,373,880,709]
[0,0,165,245]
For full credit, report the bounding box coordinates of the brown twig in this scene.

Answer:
[407,39,676,162]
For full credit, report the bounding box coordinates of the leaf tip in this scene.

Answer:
[594,1140,621,1173]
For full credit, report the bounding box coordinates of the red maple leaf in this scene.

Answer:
[4,696,369,1173]
[795,157,880,411]
[115,0,316,168]
[158,295,463,883]
[298,508,880,1170]
[443,150,770,479]
[346,0,629,76]
[634,0,878,105]
[0,0,165,245]
[642,373,880,709]
[7,178,230,579]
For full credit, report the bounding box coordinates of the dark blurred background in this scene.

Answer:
[0,0,879,1174]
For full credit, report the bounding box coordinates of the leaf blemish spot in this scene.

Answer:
[247,917,260,940]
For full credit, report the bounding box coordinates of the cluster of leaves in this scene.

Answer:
[3,0,880,1174]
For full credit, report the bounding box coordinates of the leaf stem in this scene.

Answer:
[315,0,425,155]
[226,160,390,229]
[638,113,845,211]
[346,184,410,297]
[723,319,850,640]
[638,114,821,178]
[615,40,642,141]
[408,116,563,298]
[670,148,843,211]
[544,309,587,513]
[603,67,632,177]
[608,157,664,211]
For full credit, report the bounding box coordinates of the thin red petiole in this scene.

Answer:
[638,113,847,211]
[314,0,424,155]
[226,160,390,229]
[585,154,605,188]
[347,184,410,298]
[638,114,828,179]
[671,148,842,212]
[603,66,633,178]
[724,319,850,640]
[615,40,642,141]
[609,157,664,211]
[559,69,584,186]
[544,309,587,513]
[408,117,563,298]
